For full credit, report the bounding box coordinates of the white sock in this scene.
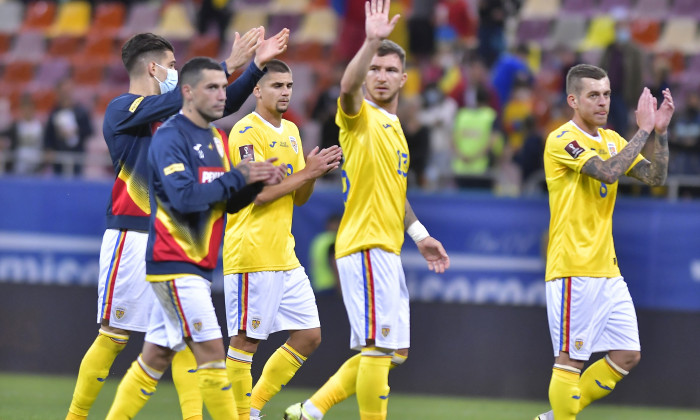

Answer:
[303,399,324,419]
[250,408,261,418]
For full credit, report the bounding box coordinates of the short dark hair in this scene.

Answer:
[566,64,608,95]
[121,33,174,74]
[377,40,406,70]
[180,57,224,88]
[264,59,291,75]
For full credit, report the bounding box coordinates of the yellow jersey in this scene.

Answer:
[223,112,305,274]
[335,99,409,258]
[544,120,644,281]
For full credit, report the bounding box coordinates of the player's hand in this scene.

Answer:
[654,88,675,135]
[264,162,288,185]
[225,27,262,73]
[365,0,400,41]
[635,87,656,134]
[254,27,290,69]
[416,236,450,274]
[304,145,343,178]
[235,157,279,185]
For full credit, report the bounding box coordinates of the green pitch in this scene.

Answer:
[2,372,699,420]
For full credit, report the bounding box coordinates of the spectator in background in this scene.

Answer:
[478,0,507,67]
[309,214,342,296]
[463,56,499,110]
[7,94,45,175]
[502,78,534,155]
[670,91,700,175]
[436,0,476,49]
[399,95,430,188]
[599,17,643,137]
[491,44,532,109]
[44,78,93,177]
[514,115,544,186]
[452,86,500,189]
[407,0,436,62]
[421,82,458,189]
[197,0,232,42]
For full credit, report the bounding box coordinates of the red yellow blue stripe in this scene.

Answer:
[167,280,191,338]
[238,273,249,330]
[362,250,377,341]
[559,277,572,352]
[100,230,127,320]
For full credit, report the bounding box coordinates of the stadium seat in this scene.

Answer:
[550,15,587,50]
[21,1,57,32]
[47,36,83,58]
[33,58,71,88]
[268,13,302,38]
[0,33,11,56]
[239,0,271,5]
[520,0,561,19]
[4,31,46,63]
[597,0,631,13]
[515,19,552,44]
[30,86,57,115]
[270,0,310,14]
[89,2,126,36]
[105,61,129,86]
[47,1,91,37]
[185,35,220,62]
[579,15,616,51]
[630,18,661,47]
[155,2,196,40]
[294,8,338,45]
[74,61,107,87]
[560,0,598,17]
[632,0,669,19]
[96,86,127,115]
[0,0,24,34]
[671,0,700,18]
[74,33,118,66]
[229,8,268,36]
[119,2,160,40]
[1,61,35,85]
[655,17,698,54]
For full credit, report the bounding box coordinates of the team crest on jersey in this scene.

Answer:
[239,144,255,161]
[564,140,585,159]
[115,307,125,320]
[193,320,202,332]
[574,339,584,350]
[213,137,224,158]
[607,142,617,156]
[381,326,391,337]
[289,136,298,153]
[251,318,261,330]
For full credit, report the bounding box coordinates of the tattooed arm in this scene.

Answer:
[628,88,674,186]
[581,128,650,184]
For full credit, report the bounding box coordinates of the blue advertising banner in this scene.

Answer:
[1,178,699,311]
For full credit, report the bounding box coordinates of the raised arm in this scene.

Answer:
[627,88,674,186]
[581,87,655,184]
[339,0,400,116]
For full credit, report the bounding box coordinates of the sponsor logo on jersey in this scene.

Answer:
[163,162,185,176]
[251,318,261,330]
[239,144,255,161]
[564,140,585,159]
[607,142,617,156]
[199,167,225,183]
[290,136,298,153]
[383,123,392,129]
[115,307,125,319]
[556,130,570,138]
[595,380,613,390]
[269,141,277,148]
[592,147,608,156]
[239,126,253,134]
[129,96,144,112]
[381,326,391,337]
[193,321,202,332]
[574,339,584,350]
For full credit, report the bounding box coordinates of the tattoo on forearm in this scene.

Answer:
[582,129,650,184]
[237,164,250,183]
[630,131,669,186]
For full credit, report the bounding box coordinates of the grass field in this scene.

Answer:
[2,372,700,420]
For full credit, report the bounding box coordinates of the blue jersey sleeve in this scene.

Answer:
[107,90,183,133]
[150,125,247,214]
[224,61,266,116]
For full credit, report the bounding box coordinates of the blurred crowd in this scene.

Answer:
[1,0,699,199]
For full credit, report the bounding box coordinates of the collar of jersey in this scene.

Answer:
[365,99,398,121]
[253,111,284,133]
[569,120,602,142]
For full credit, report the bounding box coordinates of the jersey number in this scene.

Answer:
[396,150,408,177]
[341,169,350,203]
[599,182,608,198]
[286,164,294,176]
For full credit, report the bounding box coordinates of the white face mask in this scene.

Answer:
[154,63,178,94]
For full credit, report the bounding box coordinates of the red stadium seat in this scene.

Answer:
[21,1,57,32]
[2,60,35,84]
[47,36,83,58]
[90,2,126,36]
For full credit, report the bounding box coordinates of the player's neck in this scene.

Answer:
[129,77,160,96]
[366,93,399,115]
[182,107,210,129]
[572,115,599,137]
[255,107,283,128]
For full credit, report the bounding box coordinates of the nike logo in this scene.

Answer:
[270,141,277,148]
[140,389,154,396]
[595,380,613,391]
[221,384,232,391]
[239,126,253,133]
[383,123,392,129]
[97,377,106,382]
[556,130,569,138]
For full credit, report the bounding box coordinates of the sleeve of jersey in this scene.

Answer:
[618,132,646,175]
[545,133,598,173]
[224,62,266,116]
[335,98,367,140]
[152,127,246,214]
[295,126,306,172]
[111,90,183,132]
[225,121,265,213]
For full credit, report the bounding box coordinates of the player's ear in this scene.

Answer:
[253,84,262,99]
[399,71,408,88]
[567,94,577,110]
